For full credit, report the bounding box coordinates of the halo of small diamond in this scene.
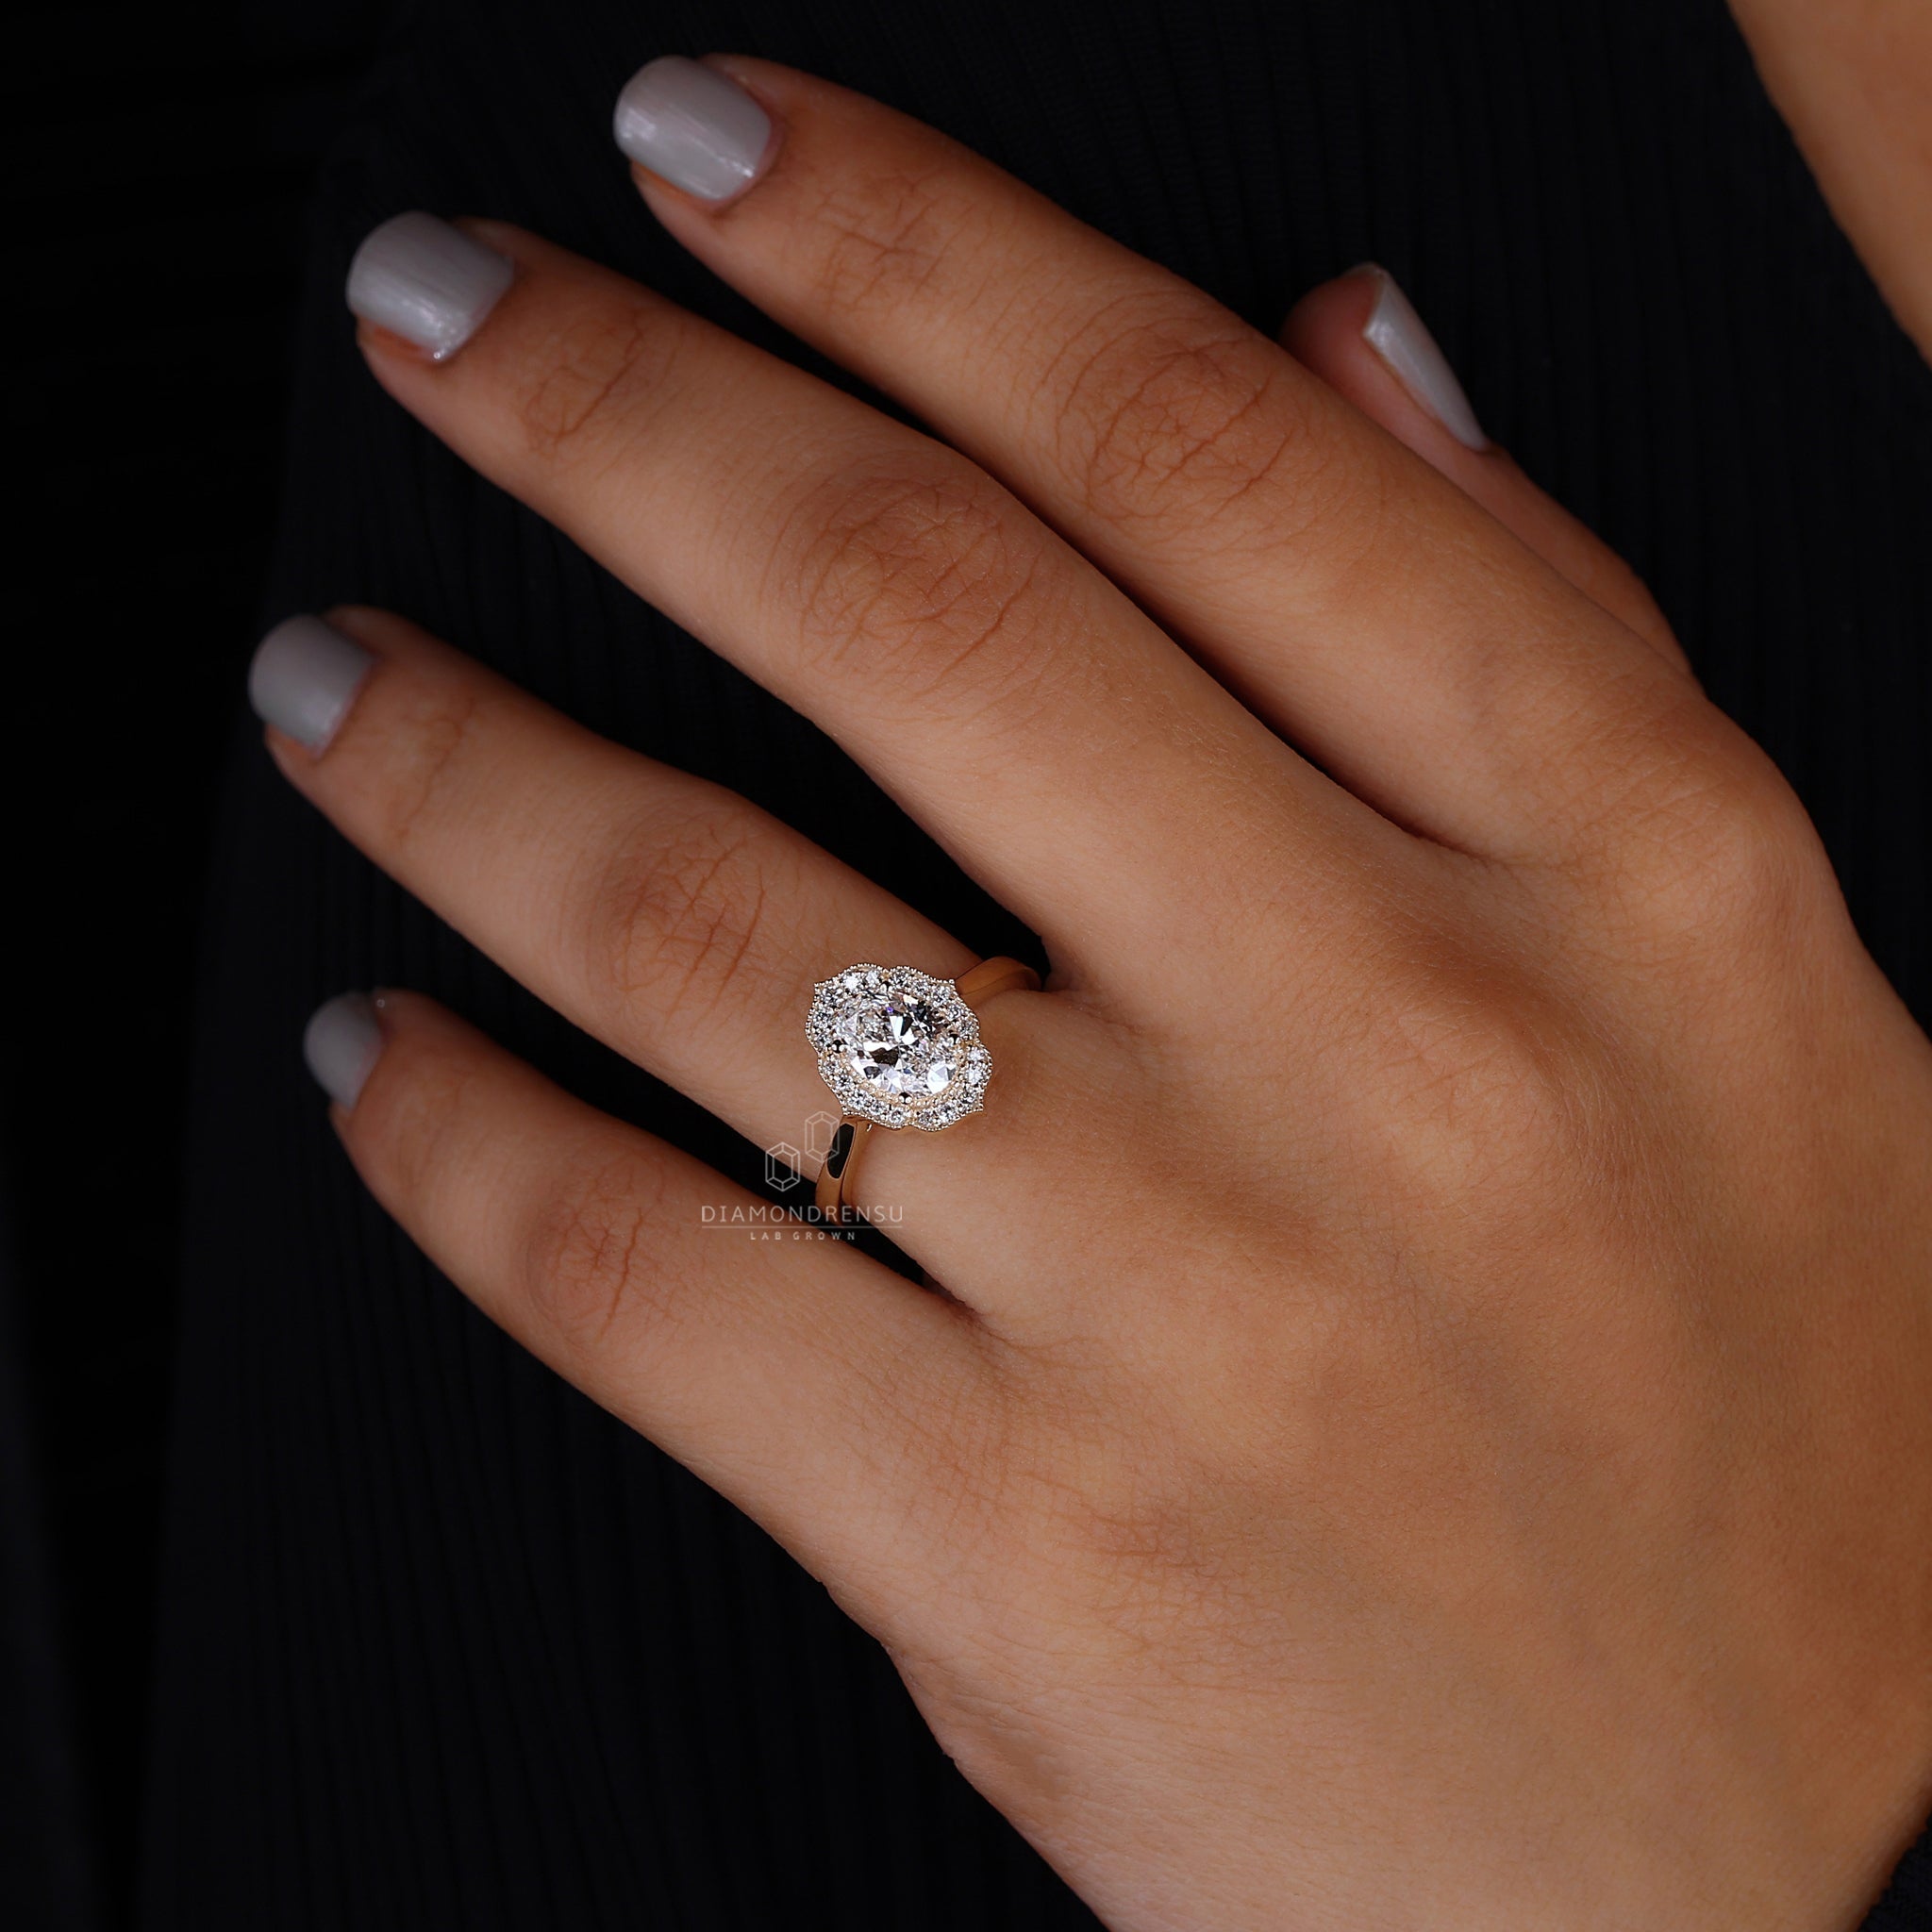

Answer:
[806,962,994,1132]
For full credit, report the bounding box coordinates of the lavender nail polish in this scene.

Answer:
[249,616,374,754]
[345,213,514,361]
[612,57,774,202]
[304,992,384,1108]
[1358,266,1489,452]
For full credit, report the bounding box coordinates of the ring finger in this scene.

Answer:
[252,605,1122,1286]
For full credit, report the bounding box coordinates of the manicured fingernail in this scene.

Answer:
[345,212,513,361]
[304,992,383,1108]
[248,615,374,754]
[1357,266,1489,452]
[612,57,774,202]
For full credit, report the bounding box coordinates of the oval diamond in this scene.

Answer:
[807,963,991,1131]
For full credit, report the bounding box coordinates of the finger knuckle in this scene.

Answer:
[374,676,489,854]
[523,1149,677,1357]
[1369,958,1598,1203]
[1046,294,1320,535]
[588,807,789,1027]
[1615,741,1831,946]
[805,157,996,315]
[773,461,1052,716]
[518,294,678,470]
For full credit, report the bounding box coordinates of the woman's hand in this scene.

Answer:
[256,57,1932,1931]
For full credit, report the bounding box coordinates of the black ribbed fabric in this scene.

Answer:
[1872,1826,1932,1931]
[0,1197,97,1930]
[140,1,1932,1925]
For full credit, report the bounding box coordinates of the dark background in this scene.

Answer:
[5,5,394,1920]
[6,0,1932,1925]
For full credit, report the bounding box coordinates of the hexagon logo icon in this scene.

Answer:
[764,1141,806,1191]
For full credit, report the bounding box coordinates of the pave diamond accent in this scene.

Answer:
[806,963,994,1132]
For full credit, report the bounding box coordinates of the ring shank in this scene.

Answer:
[813,955,1039,1225]
[953,956,1039,1008]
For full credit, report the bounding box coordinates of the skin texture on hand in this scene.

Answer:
[1729,0,1932,363]
[261,54,1932,1932]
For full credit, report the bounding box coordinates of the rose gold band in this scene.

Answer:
[952,955,1041,1008]
[814,956,1040,1225]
